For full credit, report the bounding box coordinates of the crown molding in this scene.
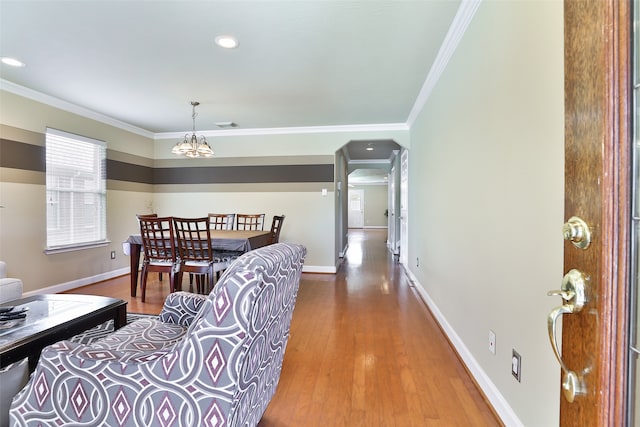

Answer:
[0,79,154,139]
[155,122,409,140]
[406,0,482,126]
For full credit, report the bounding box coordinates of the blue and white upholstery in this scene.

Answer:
[10,243,306,426]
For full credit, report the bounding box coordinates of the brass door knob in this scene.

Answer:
[547,269,589,402]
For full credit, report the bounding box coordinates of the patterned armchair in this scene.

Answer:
[10,243,306,426]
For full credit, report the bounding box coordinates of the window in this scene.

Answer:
[45,128,107,252]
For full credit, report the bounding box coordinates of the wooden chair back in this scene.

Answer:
[174,217,224,294]
[236,213,265,231]
[139,216,176,263]
[138,216,177,301]
[136,213,158,220]
[269,215,285,244]
[173,217,213,263]
[208,213,235,230]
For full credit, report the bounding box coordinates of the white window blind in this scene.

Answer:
[46,128,107,251]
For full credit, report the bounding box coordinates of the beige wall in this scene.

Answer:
[407,1,564,426]
[151,189,335,272]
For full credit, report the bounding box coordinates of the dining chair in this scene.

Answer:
[208,213,236,230]
[136,214,164,282]
[173,217,228,294]
[138,216,178,302]
[236,213,266,230]
[269,215,285,244]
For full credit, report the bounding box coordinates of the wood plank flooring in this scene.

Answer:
[65,229,502,426]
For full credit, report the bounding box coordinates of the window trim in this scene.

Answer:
[45,128,108,253]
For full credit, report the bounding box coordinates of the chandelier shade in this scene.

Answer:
[171,101,214,158]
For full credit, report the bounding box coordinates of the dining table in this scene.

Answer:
[125,229,272,297]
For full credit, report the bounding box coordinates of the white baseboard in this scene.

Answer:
[403,267,523,427]
[23,264,337,297]
[23,267,130,296]
[302,265,337,274]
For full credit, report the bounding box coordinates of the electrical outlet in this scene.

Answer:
[416,257,419,267]
[488,330,496,354]
[110,250,116,260]
[512,349,522,382]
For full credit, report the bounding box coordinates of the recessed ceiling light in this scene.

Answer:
[1,57,25,67]
[215,35,239,49]
[366,146,374,151]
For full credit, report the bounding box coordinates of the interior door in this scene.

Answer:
[348,189,364,228]
[556,1,631,425]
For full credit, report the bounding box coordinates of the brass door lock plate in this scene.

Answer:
[562,216,592,249]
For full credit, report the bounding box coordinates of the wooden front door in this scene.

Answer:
[560,1,631,425]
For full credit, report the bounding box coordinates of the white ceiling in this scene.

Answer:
[0,0,461,136]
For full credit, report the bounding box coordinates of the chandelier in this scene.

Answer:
[171,101,214,158]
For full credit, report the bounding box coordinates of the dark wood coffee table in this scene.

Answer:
[0,294,127,371]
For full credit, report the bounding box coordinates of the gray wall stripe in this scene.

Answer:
[153,164,334,184]
[107,159,154,184]
[2,139,334,185]
[0,139,45,172]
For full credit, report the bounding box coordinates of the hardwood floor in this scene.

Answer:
[65,229,502,426]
